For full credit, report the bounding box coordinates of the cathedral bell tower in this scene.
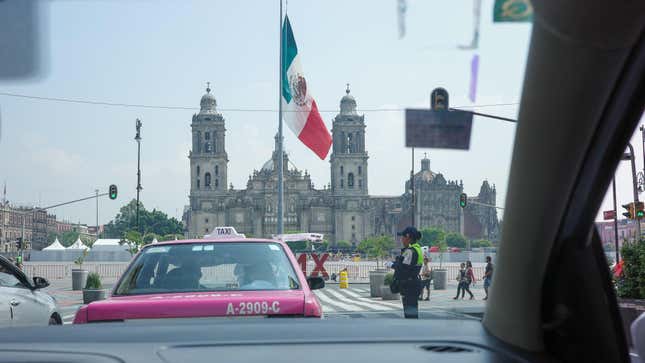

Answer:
[189,84,228,204]
[330,85,368,196]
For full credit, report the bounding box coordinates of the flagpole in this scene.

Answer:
[277,0,284,235]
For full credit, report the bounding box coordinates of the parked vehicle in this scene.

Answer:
[0,255,61,327]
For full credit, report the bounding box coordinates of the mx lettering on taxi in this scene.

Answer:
[73,227,325,323]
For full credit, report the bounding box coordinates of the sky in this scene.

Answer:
[7,0,635,228]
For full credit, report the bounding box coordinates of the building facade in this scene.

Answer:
[183,86,499,244]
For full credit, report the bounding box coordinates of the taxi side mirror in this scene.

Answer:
[307,276,325,290]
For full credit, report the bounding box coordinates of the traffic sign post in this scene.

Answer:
[603,210,616,220]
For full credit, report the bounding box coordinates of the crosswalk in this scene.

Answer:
[314,287,403,313]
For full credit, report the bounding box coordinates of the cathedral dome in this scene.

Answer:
[340,85,357,116]
[200,84,217,113]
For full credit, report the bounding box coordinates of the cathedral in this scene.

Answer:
[182,85,499,245]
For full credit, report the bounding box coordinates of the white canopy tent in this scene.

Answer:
[92,239,122,247]
[43,238,66,251]
[67,237,90,250]
[151,238,159,244]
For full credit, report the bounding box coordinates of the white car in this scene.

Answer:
[0,256,61,327]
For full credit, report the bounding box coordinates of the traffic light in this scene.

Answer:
[636,202,645,219]
[622,202,635,219]
[459,193,468,208]
[16,237,23,250]
[431,88,449,111]
[109,184,118,200]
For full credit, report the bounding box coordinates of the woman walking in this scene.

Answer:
[462,261,475,300]
[453,263,466,300]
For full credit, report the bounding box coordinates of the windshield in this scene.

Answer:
[114,242,300,295]
[1,0,530,327]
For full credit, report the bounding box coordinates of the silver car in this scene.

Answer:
[0,256,61,327]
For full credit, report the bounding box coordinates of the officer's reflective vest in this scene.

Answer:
[410,243,423,266]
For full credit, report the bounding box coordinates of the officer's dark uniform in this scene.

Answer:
[393,228,423,319]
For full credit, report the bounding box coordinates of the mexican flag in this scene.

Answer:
[281,16,332,160]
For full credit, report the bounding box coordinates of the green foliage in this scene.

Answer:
[286,241,308,252]
[336,240,352,249]
[617,240,645,299]
[161,234,183,241]
[470,239,493,248]
[384,272,395,286]
[143,233,161,244]
[103,199,183,238]
[84,272,102,290]
[59,230,80,247]
[74,249,89,269]
[419,227,446,247]
[358,236,395,268]
[444,232,467,248]
[319,240,329,251]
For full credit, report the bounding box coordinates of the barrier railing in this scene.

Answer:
[23,261,487,284]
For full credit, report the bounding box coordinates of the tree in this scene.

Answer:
[143,232,161,244]
[103,199,183,238]
[121,230,143,255]
[319,240,329,251]
[59,230,80,247]
[419,227,446,247]
[471,239,493,248]
[286,241,307,252]
[336,240,352,250]
[358,235,395,269]
[436,239,448,269]
[161,233,183,241]
[444,232,467,248]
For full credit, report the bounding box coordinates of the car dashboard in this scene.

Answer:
[0,317,550,362]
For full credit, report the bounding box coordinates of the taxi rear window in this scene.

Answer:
[114,242,300,295]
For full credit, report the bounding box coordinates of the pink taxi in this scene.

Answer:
[73,231,324,323]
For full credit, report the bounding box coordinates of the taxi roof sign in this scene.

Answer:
[204,226,246,239]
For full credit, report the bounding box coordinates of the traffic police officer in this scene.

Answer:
[393,226,423,318]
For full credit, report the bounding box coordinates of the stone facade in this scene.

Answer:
[183,86,499,244]
[0,203,54,252]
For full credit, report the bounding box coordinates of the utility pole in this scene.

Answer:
[410,147,415,226]
[135,119,142,234]
[95,189,99,239]
[627,143,641,239]
[612,179,619,263]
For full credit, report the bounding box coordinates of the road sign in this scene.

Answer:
[603,210,616,220]
[405,109,473,150]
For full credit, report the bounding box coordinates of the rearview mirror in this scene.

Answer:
[306,276,325,290]
[32,276,49,289]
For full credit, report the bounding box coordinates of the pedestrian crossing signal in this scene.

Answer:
[459,193,467,208]
[109,184,118,200]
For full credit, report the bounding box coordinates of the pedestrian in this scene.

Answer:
[393,226,423,319]
[453,263,466,300]
[483,256,493,300]
[418,257,432,301]
[462,260,475,300]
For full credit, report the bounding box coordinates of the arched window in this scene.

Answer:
[358,166,362,175]
[197,165,200,175]
[341,179,344,188]
[205,173,211,187]
[348,173,354,188]
[213,136,217,153]
[197,131,202,152]
[204,132,210,140]
[197,179,200,189]
[205,142,212,153]
[215,179,219,188]
[358,179,362,189]
[215,165,219,176]
[347,134,353,153]
[340,166,344,175]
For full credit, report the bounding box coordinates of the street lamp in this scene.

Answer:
[135,119,142,233]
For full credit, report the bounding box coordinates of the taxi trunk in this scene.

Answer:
[77,290,309,323]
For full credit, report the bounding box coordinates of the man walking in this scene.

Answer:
[393,226,423,318]
[419,257,432,301]
[483,256,493,300]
